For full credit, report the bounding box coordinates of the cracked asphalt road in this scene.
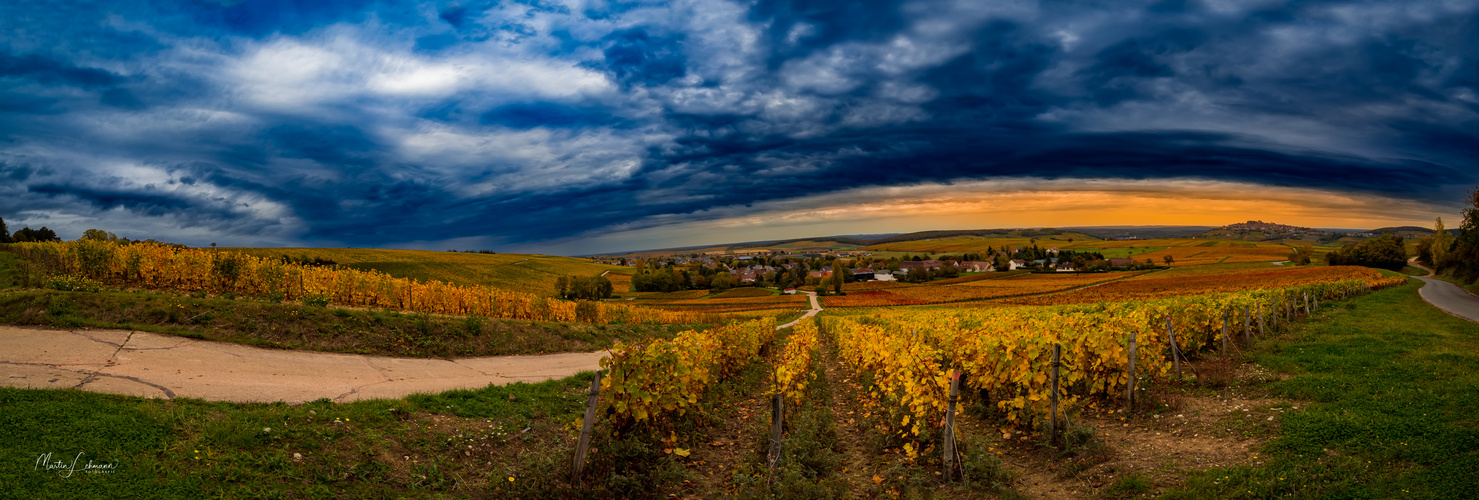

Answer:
[0,326,607,403]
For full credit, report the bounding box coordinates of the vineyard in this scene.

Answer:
[1132,245,1293,266]
[5,241,719,326]
[824,274,1406,444]
[225,247,623,294]
[1004,265,1390,306]
[633,294,809,312]
[823,272,1145,307]
[600,317,777,427]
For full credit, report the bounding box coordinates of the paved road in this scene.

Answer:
[1408,259,1479,323]
[0,326,606,403]
[777,291,822,329]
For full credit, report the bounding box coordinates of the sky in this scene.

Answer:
[1,0,1476,255]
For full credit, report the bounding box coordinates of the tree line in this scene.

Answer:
[1417,187,1479,283]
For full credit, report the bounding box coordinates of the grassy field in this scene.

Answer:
[224,248,624,296]
[860,232,1098,253]
[1,373,607,498]
[1165,279,1479,498]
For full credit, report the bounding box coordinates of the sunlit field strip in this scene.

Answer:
[1003,265,1385,306]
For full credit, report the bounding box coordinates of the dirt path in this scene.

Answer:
[0,325,605,403]
[777,291,821,329]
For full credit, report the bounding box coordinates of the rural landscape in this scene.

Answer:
[4,202,1479,498]
[4,0,1479,498]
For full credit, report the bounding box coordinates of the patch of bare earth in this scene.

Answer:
[677,387,771,498]
[820,341,890,498]
[983,363,1292,499]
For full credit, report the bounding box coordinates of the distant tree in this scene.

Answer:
[1441,187,1479,283]
[1162,255,1175,265]
[81,229,121,243]
[556,275,613,300]
[11,226,60,242]
[0,217,9,243]
[1416,237,1434,267]
[711,272,734,292]
[1288,245,1314,265]
[938,262,960,278]
[1325,233,1407,271]
[1430,217,1450,265]
[906,267,930,283]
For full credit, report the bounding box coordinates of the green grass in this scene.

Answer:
[1401,265,1429,276]
[1096,246,1169,259]
[0,373,596,498]
[1164,281,1479,498]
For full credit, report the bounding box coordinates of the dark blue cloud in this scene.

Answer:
[1,0,1476,251]
[29,184,193,214]
[171,0,380,37]
[600,28,687,87]
[480,102,618,128]
[0,51,121,88]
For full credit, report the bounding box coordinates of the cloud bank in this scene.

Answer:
[1,0,1475,254]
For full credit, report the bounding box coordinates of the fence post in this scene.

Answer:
[1221,309,1228,356]
[944,371,960,480]
[1258,301,1265,337]
[1050,343,1061,444]
[1273,295,1280,331]
[1126,332,1137,414]
[1244,306,1251,348]
[1166,316,1181,379]
[572,370,602,483]
[768,394,784,469]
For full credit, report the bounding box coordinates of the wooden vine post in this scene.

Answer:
[1166,316,1181,379]
[572,370,602,483]
[1050,343,1061,444]
[1273,295,1280,331]
[943,371,961,480]
[1221,309,1228,356]
[768,394,784,469]
[1244,306,1251,348]
[1258,301,1266,337]
[1126,332,1137,413]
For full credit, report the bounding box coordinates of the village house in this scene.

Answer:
[1056,262,1076,272]
[960,261,994,272]
[852,267,876,281]
[874,270,896,281]
[1009,259,1027,270]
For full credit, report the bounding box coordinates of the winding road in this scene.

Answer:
[1,288,827,403]
[1409,259,1479,324]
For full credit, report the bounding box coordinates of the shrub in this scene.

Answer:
[1324,234,1406,271]
[45,274,103,293]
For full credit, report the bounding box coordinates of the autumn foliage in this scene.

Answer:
[6,240,716,325]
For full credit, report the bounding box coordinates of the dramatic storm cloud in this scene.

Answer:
[2,0,1476,254]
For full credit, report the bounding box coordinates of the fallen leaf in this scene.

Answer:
[872,474,884,484]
